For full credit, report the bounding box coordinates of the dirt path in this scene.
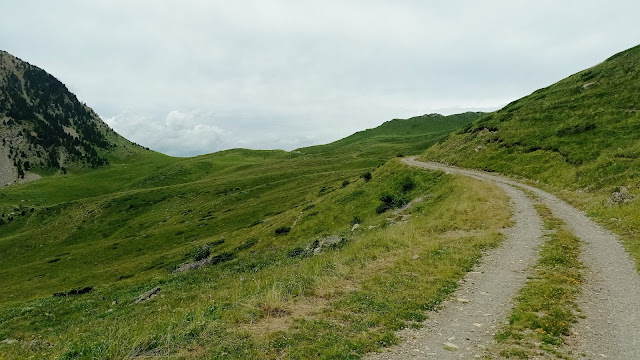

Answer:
[379,158,640,359]
[367,162,545,359]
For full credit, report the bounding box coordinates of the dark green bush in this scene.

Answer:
[193,245,211,262]
[399,176,416,192]
[235,238,258,251]
[275,226,291,235]
[376,193,410,214]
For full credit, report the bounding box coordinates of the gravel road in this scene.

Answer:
[367,158,640,359]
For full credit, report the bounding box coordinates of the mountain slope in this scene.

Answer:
[0,50,144,186]
[421,44,640,268]
[423,45,640,190]
[298,112,483,159]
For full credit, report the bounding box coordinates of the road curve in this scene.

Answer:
[394,157,640,359]
[368,160,545,359]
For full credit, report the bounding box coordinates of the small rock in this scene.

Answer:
[1,339,18,345]
[443,342,459,351]
[457,298,470,303]
[412,254,420,260]
[135,287,161,303]
[473,323,482,327]
[351,223,360,231]
[610,186,633,204]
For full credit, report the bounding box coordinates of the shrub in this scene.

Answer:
[376,193,395,214]
[376,203,392,214]
[210,252,234,265]
[400,177,416,192]
[288,247,306,258]
[350,216,362,226]
[341,180,350,188]
[193,245,211,262]
[235,238,258,251]
[361,171,372,182]
[376,193,410,214]
[275,226,291,235]
[207,238,225,247]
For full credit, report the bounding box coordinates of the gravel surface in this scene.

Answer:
[367,162,544,359]
[391,158,640,360]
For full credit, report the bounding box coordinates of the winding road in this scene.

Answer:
[367,158,640,359]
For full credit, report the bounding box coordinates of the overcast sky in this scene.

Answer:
[1,1,638,156]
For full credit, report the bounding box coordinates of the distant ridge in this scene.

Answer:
[298,112,483,159]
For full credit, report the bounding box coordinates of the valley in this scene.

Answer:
[1,43,640,359]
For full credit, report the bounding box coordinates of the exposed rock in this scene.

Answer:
[312,235,345,255]
[174,258,210,273]
[443,342,460,351]
[135,287,161,303]
[52,286,93,297]
[610,186,633,204]
[351,223,360,231]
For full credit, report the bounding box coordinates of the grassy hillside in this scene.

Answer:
[0,108,495,358]
[298,112,483,160]
[422,44,640,269]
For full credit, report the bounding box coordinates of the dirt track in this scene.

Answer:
[367,158,640,359]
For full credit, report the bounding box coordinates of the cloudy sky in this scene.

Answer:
[1,1,638,156]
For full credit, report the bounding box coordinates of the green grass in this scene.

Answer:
[299,112,483,160]
[491,203,583,359]
[0,112,488,358]
[0,162,511,359]
[421,44,640,272]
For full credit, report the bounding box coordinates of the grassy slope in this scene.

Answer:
[298,112,483,160]
[0,113,498,358]
[422,44,640,270]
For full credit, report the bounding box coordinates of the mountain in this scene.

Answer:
[422,45,640,192]
[0,50,143,186]
[298,112,483,159]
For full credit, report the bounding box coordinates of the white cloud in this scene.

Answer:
[2,1,639,155]
[105,109,232,156]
